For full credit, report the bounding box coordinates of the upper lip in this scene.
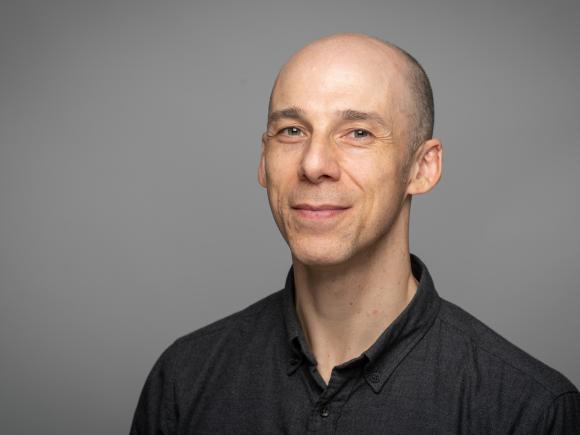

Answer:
[292,204,350,211]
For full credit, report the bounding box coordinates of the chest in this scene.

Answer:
[173,361,503,435]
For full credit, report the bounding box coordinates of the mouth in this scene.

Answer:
[291,204,350,220]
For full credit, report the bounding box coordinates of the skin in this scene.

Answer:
[258,33,442,384]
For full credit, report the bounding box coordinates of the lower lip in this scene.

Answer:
[293,208,349,220]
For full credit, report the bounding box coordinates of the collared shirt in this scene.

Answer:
[130,253,580,434]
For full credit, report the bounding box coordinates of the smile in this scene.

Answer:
[292,204,350,220]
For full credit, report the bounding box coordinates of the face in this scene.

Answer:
[258,42,413,267]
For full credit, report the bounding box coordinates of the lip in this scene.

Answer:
[292,204,350,220]
[292,203,349,211]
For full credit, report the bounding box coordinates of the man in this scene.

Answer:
[130,33,579,434]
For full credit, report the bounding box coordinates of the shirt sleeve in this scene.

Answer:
[129,346,178,435]
[535,391,580,434]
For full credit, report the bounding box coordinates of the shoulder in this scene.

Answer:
[130,289,287,433]
[435,297,578,398]
[152,288,286,376]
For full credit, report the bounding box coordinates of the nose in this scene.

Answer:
[298,133,341,184]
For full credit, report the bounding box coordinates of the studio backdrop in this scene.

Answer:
[1,0,579,434]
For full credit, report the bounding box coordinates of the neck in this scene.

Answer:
[291,206,418,384]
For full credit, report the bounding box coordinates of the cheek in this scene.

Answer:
[265,153,289,198]
[344,148,401,192]
[350,152,406,220]
[265,144,299,178]
[264,151,297,221]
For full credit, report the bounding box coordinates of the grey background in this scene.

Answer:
[1,0,578,433]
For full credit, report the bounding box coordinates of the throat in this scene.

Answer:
[294,261,419,383]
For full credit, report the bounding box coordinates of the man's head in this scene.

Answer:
[258,33,442,267]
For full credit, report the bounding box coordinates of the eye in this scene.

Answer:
[351,129,370,139]
[281,126,303,136]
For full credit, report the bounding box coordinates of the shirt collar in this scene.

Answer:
[281,252,442,392]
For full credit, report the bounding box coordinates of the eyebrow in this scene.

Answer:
[268,107,388,129]
[339,109,389,128]
[268,106,306,124]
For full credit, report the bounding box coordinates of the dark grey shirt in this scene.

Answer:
[130,254,580,434]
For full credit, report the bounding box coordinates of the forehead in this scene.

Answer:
[270,40,407,118]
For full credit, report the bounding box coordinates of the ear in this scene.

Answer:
[258,133,268,188]
[406,138,443,196]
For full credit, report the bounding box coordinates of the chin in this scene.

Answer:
[289,238,352,267]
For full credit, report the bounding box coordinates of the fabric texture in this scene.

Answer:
[130,253,580,434]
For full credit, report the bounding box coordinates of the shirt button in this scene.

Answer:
[368,371,381,384]
[319,406,330,418]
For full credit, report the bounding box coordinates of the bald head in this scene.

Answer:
[267,33,434,165]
